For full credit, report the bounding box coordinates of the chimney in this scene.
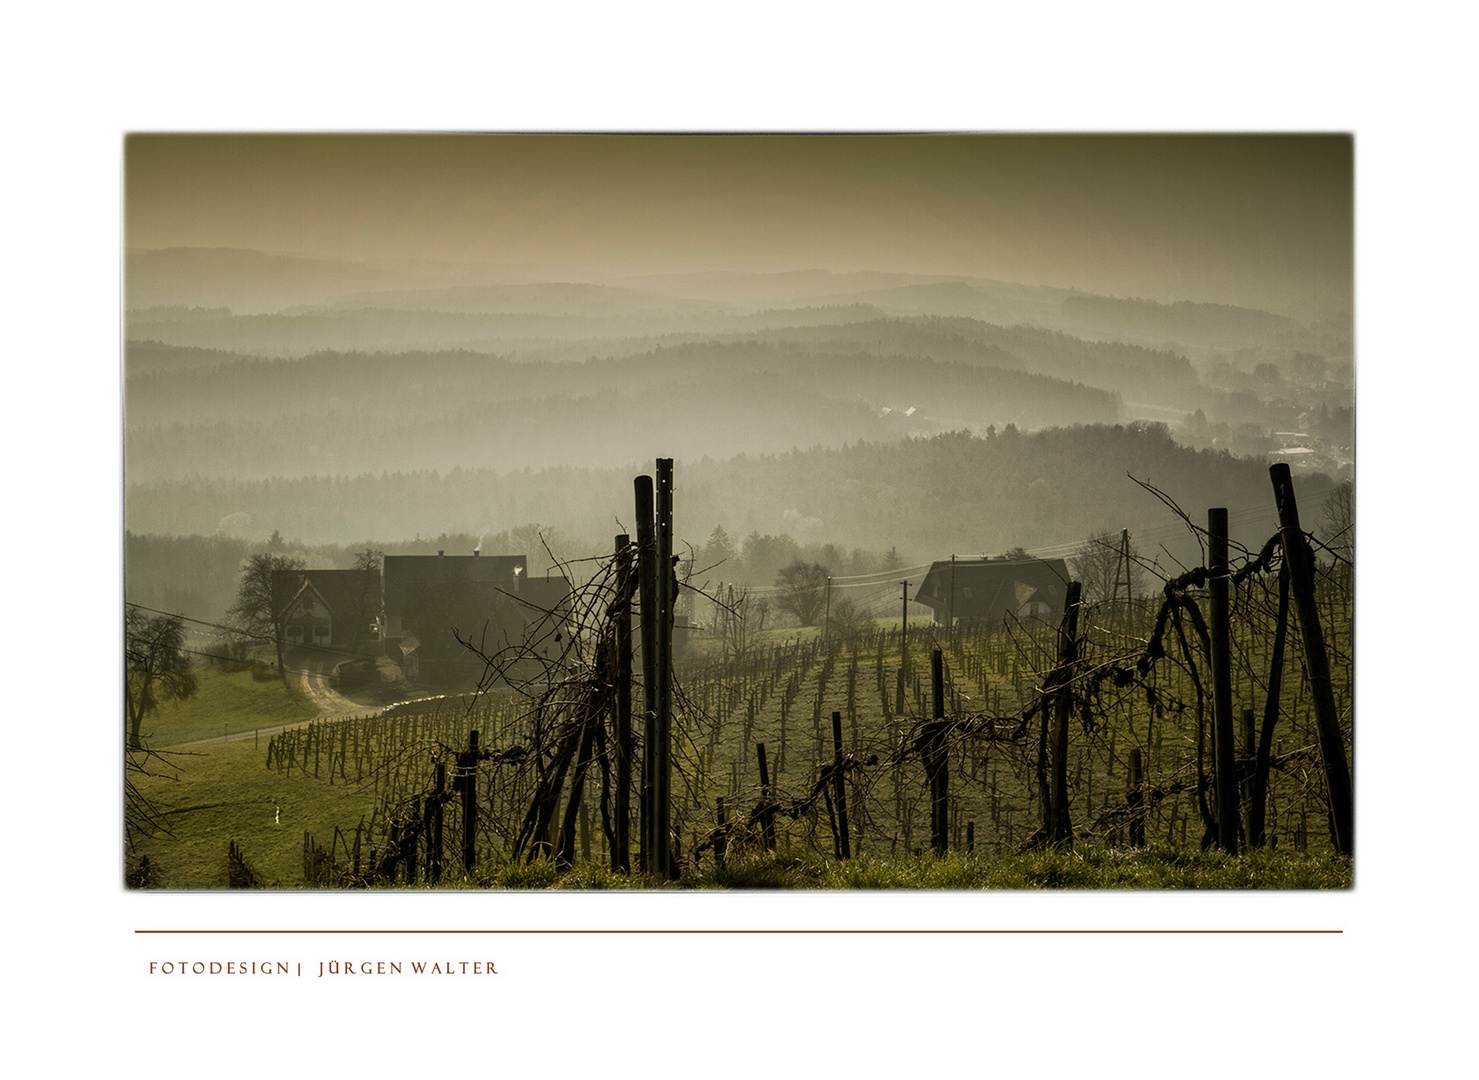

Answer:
[438,550,445,556]
[473,549,480,557]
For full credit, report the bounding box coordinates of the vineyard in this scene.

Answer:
[255,463,1353,888]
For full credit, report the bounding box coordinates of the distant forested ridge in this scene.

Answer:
[1059,294,1313,346]
[126,423,1323,568]
[122,253,1352,629]
[124,340,1121,480]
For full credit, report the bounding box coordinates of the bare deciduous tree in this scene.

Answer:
[774,560,830,626]
[1070,528,1144,605]
[1320,480,1354,567]
[227,552,305,673]
[125,607,198,749]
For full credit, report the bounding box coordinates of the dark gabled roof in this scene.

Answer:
[272,568,381,621]
[278,577,329,620]
[382,554,527,612]
[519,573,572,604]
[914,556,1070,617]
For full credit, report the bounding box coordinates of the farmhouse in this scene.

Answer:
[271,568,382,654]
[913,555,1070,627]
[381,551,572,681]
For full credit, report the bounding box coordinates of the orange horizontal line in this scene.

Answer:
[136,928,1340,935]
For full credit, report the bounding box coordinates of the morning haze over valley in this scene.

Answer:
[125,134,1352,615]
[122,133,1355,888]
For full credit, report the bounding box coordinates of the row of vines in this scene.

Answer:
[265,469,1351,886]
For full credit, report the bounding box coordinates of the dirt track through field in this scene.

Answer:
[297,657,376,719]
[163,659,385,749]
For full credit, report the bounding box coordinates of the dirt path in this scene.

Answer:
[297,656,377,719]
[164,659,384,750]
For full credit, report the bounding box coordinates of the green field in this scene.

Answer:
[125,732,1350,889]
[127,738,379,887]
[126,576,1353,890]
[140,661,321,747]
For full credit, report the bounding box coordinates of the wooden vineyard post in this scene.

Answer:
[635,476,657,873]
[1240,708,1256,846]
[402,797,420,884]
[614,533,634,874]
[428,760,446,883]
[1208,508,1240,854]
[1249,561,1289,849]
[557,710,601,869]
[1269,463,1354,856]
[831,711,851,859]
[927,649,949,855]
[458,729,479,874]
[715,796,728,870]
[1048,582,1082,847]
[1128,748,1146,848]
[653,458,675,878]
[756,742,776,851]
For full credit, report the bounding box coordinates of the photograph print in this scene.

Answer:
[122,132,1354,890]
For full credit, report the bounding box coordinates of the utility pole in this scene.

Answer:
[824,576,832,646]
[900,579,910,669]
[949,554,956,629]
[897,579,912,717]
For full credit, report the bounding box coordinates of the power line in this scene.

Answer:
[125,601,379,667]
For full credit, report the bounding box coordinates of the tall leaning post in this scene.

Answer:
[1269,463,1354,856]
[460,729,479,873]
[929,648,949,855]
[613,533,634,873]
[634,477,658,874]
[1208,507,1240,854]
[831,710,851,859]
[1049,582,1082,847]
[653,457,676,879]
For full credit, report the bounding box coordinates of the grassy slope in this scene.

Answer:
[127,738,377,888]
[125,619,1352,890]
[502,848,1351,890]
[126,732,1351,890]
[128,733,1352,891]
[141,662,320,747]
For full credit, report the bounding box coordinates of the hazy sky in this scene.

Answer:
[126,133,1352,319]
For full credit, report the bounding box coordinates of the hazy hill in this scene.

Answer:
[125,247,415,314]
[124,342,1121,480]
[1057,293,1332,352]
[124,423,1323,568]
[299,281,733,317]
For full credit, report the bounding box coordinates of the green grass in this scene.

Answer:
[127,737,380,888]
[127,729,1352,890]
[458,846,1351,890]
[126,612,1353,890]
[140,662,320,747]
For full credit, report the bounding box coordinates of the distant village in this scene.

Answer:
[272,547,1085,691]
[273,550,572,685]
